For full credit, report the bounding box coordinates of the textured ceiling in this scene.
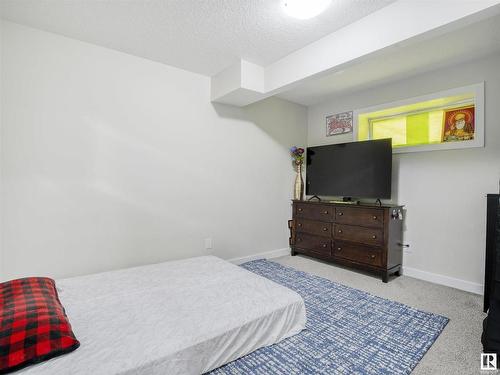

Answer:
[0,0,395,76]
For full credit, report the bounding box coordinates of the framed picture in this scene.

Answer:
[326,111,353,136]
[442,106,475,142]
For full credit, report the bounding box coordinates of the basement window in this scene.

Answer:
[354,83,484,153]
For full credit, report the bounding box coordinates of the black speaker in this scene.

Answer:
[482,194,500,355]
[483,297,500,354]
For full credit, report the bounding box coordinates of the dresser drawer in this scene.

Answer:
[295,233,332,256]
[296,219,332,237]
[333,241,383,267]
[335,207,384,228]
[295,203,334,221]
[334,224,383,246]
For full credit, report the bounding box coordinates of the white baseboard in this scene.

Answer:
[402,266,483,295]
[228,250,483,295]
[228,248,290,265]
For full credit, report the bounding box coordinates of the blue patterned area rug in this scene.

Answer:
[209,259,449,375]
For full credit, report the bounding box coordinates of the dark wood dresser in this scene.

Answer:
[482,194,500,356]
[289,200,404,282]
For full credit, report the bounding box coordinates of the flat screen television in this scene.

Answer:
[306,139,392,199]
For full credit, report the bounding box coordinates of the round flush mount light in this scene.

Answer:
[282,0,332,20]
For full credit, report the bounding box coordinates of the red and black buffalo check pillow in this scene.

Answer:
[0,277,80,374]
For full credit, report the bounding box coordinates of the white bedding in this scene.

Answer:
[19,256,306,375]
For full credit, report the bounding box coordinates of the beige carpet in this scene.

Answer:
[273,254,488,375]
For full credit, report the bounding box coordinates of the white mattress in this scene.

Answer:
[19,256,306,375]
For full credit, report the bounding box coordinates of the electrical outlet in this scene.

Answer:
[205,238,213,250]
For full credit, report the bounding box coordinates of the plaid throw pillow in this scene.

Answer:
[0,277,80,374]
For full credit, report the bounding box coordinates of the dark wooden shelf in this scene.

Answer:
[289,200,404,282]
[482,194,500,355]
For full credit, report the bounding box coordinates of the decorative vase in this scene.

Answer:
[294,163,304,201]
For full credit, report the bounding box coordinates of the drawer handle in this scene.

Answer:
[322,227,328,231]
[338,212,343,216]
[373,215,378,220]
[298,223,302,227]
[372,235,377,239]
[298,208,303,212]
[322,244,327,248]
[338,229,343,234]
[323,210,329,214]
[370,254,376,259]
[337,247,342,251]
[297,238,302,242]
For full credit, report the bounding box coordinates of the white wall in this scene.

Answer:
[0,21,307,280]
[308,53,500,292]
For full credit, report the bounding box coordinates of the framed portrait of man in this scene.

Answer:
[442,106,475,142]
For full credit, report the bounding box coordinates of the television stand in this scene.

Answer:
[289,200,404,282]
[330,200,359,205]
[307,195,321,202]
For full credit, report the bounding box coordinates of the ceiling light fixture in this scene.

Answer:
[282,0,332,20]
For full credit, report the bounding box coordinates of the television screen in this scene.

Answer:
[306,139,392,199]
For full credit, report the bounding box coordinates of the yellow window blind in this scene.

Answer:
[370,109,448,148]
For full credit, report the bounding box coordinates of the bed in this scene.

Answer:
[17,256,306,374]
